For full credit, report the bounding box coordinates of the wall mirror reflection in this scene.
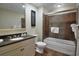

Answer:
[0,3,26,29]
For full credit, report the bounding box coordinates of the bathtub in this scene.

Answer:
[44,37,75,56]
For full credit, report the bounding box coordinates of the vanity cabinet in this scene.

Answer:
[0,38,35,56]
[0,47,21,56]
[22,44,35,56]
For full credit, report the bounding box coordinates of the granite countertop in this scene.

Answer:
[0,35,36,47]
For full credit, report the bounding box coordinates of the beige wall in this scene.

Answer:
[0,8,24,29]
[25,4,43,41]
[36,7,43,41]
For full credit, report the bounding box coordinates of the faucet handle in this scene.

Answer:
[7,36,12,39]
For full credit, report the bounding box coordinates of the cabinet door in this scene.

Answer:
[22,39,35,56]
[22,44,35,56]
[0,47,21,56]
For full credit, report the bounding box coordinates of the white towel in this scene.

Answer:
[51,27,59,33]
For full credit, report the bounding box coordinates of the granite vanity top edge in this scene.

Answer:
[0,35,36,47]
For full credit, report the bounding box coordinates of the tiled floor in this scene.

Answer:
[35,48,69,56]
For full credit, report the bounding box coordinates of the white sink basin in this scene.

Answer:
[10,37,24,41]
[0,39,3,43]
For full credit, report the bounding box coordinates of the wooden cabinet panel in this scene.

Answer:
[21,39,35,46]
[22,44,35,56]
[0,47,21,56]
[0,42,23,55]
[22,39,35,56]
[0,38,35,56]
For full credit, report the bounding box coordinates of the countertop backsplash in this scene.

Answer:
[0,28,26,36]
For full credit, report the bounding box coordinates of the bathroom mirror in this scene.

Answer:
[0,3,26,29]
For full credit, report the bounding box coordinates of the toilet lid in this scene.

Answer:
[36,42,46,45]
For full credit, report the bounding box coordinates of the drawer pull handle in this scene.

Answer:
[20,48,24,51]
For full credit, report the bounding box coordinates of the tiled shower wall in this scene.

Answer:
[48,12,76,41]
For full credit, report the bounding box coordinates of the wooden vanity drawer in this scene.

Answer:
[0,47,21,56]
[20,39,35,45]
[22,44,35,56]
[0,42,23,55]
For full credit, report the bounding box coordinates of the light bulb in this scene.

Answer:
[57,4,61,7]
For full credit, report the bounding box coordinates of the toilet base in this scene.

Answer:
[35,42,46,54]
[36,47,44,54]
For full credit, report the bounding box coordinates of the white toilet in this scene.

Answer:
[33,34,46,54]
[35,42,46,54]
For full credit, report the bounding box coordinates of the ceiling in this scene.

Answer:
[0,3,77,14]
[32,3,77,13]
[0,3,25,14]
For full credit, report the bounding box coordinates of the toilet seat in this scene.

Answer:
[36,42,46,46]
